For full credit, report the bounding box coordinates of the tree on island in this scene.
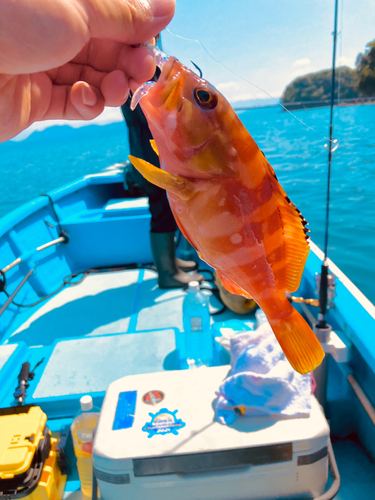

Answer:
[281,37,375,106]
[281,67,359,105]
[355,39,375,96]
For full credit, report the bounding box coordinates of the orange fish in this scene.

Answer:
[129,56,324,374]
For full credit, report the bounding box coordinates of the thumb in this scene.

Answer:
[82,0,176,44]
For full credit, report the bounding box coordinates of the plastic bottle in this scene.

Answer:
[182,281,213,368]
[71,396,100,497]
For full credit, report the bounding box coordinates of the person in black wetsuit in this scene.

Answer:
[121,68,203,288]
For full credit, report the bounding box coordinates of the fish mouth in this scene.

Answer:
[157,56,179,87]
[131,57,183,112]
[160,63,184,111]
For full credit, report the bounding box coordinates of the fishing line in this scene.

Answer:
[166,28,335,144]
[337,0,344,103]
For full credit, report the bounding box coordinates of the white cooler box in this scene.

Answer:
[93,366,330,500]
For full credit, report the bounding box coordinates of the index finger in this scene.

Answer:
[72,40,156,83]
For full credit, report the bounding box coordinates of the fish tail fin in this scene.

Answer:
[268,305,324,374]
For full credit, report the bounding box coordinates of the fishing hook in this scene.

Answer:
[191,61,203,78]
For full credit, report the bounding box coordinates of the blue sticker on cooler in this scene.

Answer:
[113,391,137,430]
[142,408,186,438]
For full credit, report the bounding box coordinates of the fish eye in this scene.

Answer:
[194,87,218,110]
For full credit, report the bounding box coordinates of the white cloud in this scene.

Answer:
[216,81,239,91]
[337,55,355,67]
[11,107,124,142]
[216,80,280,103]
[231,92,281,103]
[292,58,311,67]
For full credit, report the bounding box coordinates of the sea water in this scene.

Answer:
[0,104,374,304]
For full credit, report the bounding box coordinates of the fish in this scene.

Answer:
[129,55,325,374]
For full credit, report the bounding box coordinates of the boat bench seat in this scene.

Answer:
[31,328,178,401]
[60,198,153,269]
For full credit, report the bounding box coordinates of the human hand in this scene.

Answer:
[0,0,175,142]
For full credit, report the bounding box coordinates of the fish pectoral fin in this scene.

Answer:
[215,271,253,300]
[128,156,193,200]
[149,140,159,156]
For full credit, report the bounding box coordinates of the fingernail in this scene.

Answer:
[82,86,97,106]
[149,0,175,19]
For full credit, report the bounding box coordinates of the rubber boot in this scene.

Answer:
[175,257,197,273]
[150,232,203,289]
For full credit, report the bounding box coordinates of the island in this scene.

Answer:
[281,39,375,110]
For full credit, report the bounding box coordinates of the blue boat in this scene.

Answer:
[1,1,375,497]
[0,161,374,499]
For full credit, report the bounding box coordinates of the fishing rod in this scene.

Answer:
[316,0,339,331]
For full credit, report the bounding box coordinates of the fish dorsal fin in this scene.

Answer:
[266,162,310,293]
[278,200,310,293]
[150,140,159,156]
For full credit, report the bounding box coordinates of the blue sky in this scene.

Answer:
[164,0,375,102]
[16,0,375,139]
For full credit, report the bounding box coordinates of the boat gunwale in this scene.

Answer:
[309,241,375,320]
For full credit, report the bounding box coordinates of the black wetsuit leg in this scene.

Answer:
[121,99,177,234]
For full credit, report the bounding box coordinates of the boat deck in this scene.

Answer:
[2,269,241,409]
[0,269,374,499]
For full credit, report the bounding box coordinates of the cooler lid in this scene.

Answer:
[93,366,329,472]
